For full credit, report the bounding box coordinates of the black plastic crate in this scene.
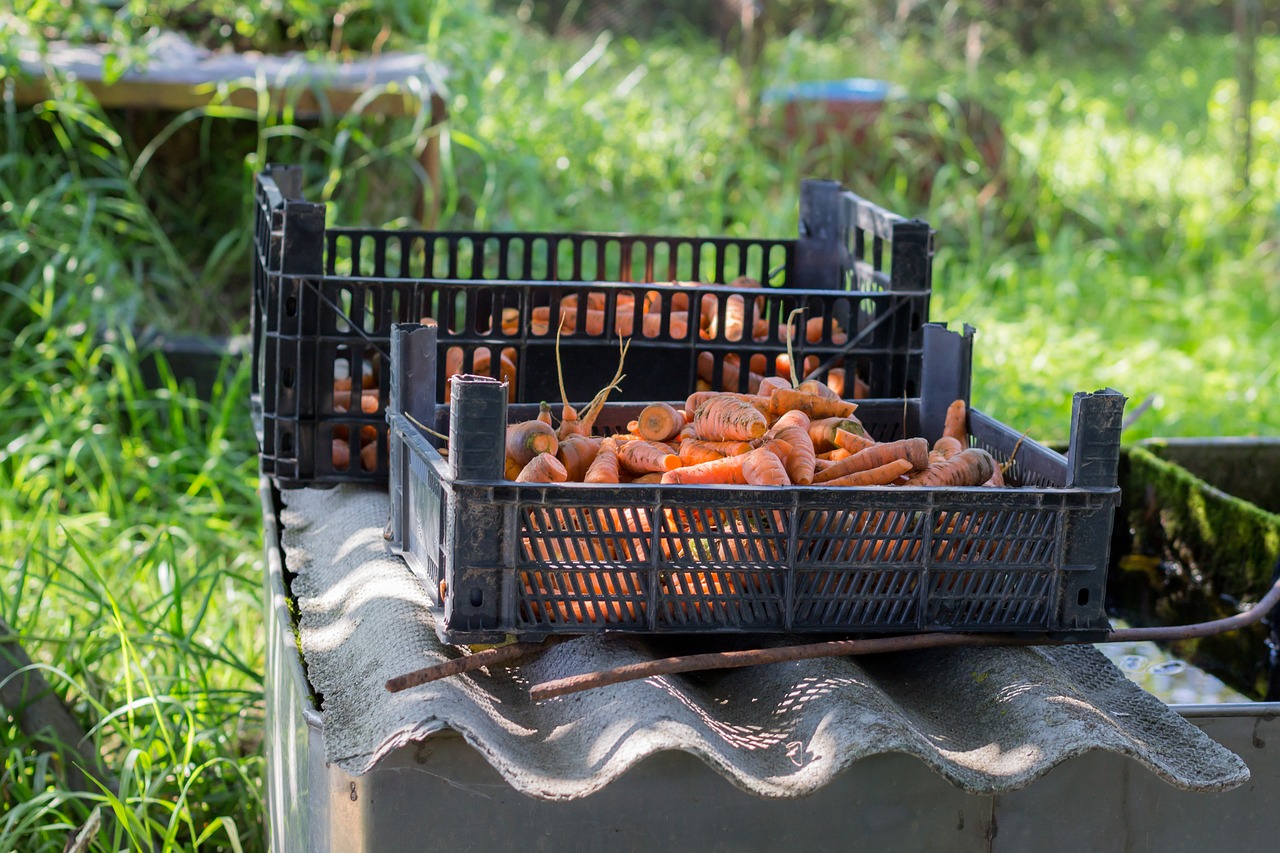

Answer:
[251,164,933,488]
[387,323,1126,644]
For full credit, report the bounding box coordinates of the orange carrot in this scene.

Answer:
[943,399,968,444]
[741,444,791,486]
[696,351,765,393]
[501,307,521,335]
[444,347,517,402]
[332,439,350,470]
[557,328,629,440]
[537,400,553,426]
[692,395,768,441]
[684,390,771,419]
[796,378,839,400]
[617,439,681,474]
[678,438,729,467]
[584,437,621,483]
[824,367,845,398]
[822,457,913,487]
[506,420,559,468]
[769,409,816,485]
[904,447,996,487]
[812,437,930,484]
[636,402,683,442]
[932,435,965,460]
[808,416,869,452]
[984,463,1006,487]
[852,374,872,399]
[768,388,857,420]
[629,472,665,484]
[505,456,524,480]
[516,452,568,483]
[557,433,601,481]
[359,440,379,472]
[833,427,876,455]
[757,375,792,397]
[662,440,789,486]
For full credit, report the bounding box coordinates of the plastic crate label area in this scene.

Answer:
[251,165,932,487]
[387,324,1126,644]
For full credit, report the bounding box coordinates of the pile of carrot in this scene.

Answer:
[323,273,893,475]
[498,390,1011,625]
[331,356,382,472]
[505,384,1001,490]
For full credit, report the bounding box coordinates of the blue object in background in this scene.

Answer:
[762,78,893,104]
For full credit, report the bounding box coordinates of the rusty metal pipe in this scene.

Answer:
[528,574,1280,702]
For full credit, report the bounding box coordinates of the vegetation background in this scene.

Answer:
[1,0,1277,849]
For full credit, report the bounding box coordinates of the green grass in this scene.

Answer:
[3,4,1280,850]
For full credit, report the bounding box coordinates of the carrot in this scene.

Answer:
[771,353,820,383]
[757,375,792,397]
[741,444,791,486]
[629,472,665,484]
[696,351,763,393]
[537,400,553,426]
[557,433,601,481]
[617,310,691,339]
[505,456,524,480]
[703,287,762,341]
[661,440,789,486]
[796,378,839,401]
[812,437,930,484]
[769,410,816,485]
[556,326,630,440]
[501,307,521,335]
[851,374,872,399]
[768,388,857,420]
[636,402,683,442]
[904,447,996,487]
[983,463,1006,487]
[822,457,912,487]
[808,416,868,452]
[678,438,728,467]
[833,427,876,455]
[444,347,517,402]
[332,388,380,413]
[824,368,845,398]
[692,395,768,441]
[932,435,965,460]
[516,452,568,483]
[943,399,968,444]
[506,420,559,468]
[332,439,350,470]
[333,375,353,393]
[584,436,621,483]
[617,439,681,474]
[684,390,771,419]
[359,440,379,472]
[781,315,847,345]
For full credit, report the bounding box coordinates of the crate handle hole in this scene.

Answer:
[469,588,484,608]
[285,295,298,316]
[1077,588,1090,607]
[281,431,294,454]
[282,366,294,388]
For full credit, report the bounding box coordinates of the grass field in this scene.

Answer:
[2,3,1278,850]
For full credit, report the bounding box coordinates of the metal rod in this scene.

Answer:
[385,638,562,694]
[528,574,1280,702]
